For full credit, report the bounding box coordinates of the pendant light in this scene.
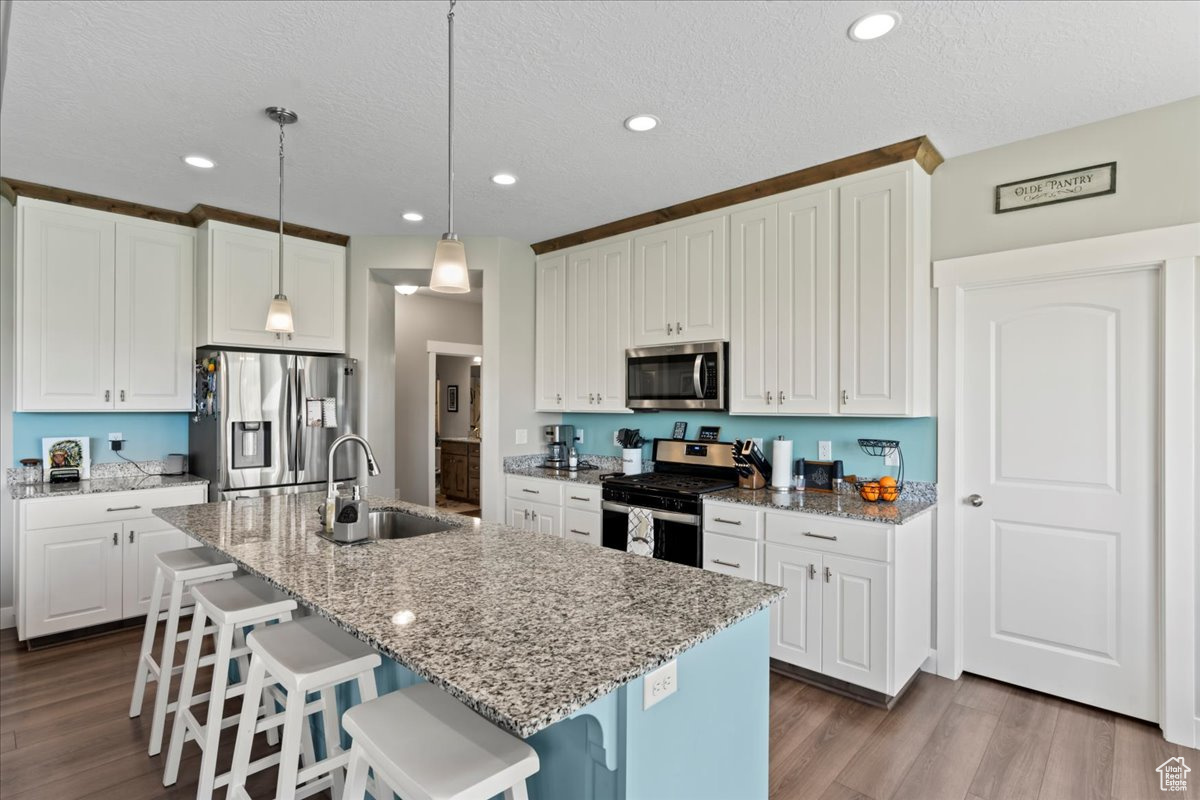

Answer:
[265,106,299,332]
[429,0,471,294]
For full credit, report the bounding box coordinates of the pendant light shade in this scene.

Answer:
[264,106,298,333]
[430,235,470,293]
[430,0,471,294]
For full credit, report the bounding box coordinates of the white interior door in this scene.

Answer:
[962,267,1159,721]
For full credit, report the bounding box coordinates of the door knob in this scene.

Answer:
[967,494,984,507]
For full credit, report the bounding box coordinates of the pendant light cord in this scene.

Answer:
[447,0,456,234]
[278,117,286,292]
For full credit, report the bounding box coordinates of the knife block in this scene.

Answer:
[738,470,767,490]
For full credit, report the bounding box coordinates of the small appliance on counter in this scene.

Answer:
[542,424,576,469]
[732,439,772,490]
[163,453,187,476]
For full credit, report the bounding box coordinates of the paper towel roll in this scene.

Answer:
[771,439,793,490]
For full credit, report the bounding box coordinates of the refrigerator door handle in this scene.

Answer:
[296,366,307,472]
[285,364,297,473]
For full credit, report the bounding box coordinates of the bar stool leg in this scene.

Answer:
[196,622,235,800]
[226,654,267,799]
[504,781,531,800]
[130,566,165,717]
[148,578,186,756]
[355,669,393,800]
[233,626,279,747]
[342,741,371,800]
[163,602,209,785]
[318,687,345,799]
[274,689,309,799]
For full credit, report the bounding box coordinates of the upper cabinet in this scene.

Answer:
[17,200,194,412]
[567,238,631,412]
[631,216,728,346]
[195,221,346,353]
[534,252,567,411]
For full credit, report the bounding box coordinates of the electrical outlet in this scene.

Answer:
[643,659,678,710]
[750,437,763,452]
[514,429,528,445]
[884,447,900,467]
[613,431,621,447]
[818,440,832,460]
[575,429,584,444]
[109,432,124,452]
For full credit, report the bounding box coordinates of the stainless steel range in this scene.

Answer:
[601,439,737,567]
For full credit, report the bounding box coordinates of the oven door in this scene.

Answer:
[601,502,702,568]
[626,342,725,410]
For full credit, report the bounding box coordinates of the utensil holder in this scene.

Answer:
[621,448,643,475]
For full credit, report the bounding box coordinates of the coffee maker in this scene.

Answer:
[543,424,576,469]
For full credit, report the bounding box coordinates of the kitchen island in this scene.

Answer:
[155,493,784,800]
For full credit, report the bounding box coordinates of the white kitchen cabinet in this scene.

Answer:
[838,167,931,416]
[506,498,562,536]
[196,221,347,353]
[821,554,889,692]
[729,204,778,413]
[534,252,568,411]
[17,200,195,412]
[504,475,600,541]
[631,216,728,346]
[763,543,823,673]
[563,508,602,547]
[24,523,125,637]
[567,238,631,412]
[122,523,186,618]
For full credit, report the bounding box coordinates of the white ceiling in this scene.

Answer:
[2,1,1197,244]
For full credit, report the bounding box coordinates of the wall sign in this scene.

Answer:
[994,162,1116,213]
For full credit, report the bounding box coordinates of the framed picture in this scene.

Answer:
[447,385,459,413]
[697,425,721,442]
[994,162,1116,213]
[42,436,90,482]
[672,421,688,440]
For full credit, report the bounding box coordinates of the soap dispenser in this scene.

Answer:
[333,485,370,544]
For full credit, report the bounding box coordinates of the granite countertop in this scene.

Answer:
[503,464,611,486]
[10,473,209,500]
[707,486,936,525]
[154,493,783,738]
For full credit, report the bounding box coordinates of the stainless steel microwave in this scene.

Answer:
[626,341,726,410]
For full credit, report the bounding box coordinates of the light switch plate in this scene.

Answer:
[884,447,900,467]
[818,440,832,460]
[515,429,528,445]
[643,659,677,710]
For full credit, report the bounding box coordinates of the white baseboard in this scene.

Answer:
[0,606,14,630]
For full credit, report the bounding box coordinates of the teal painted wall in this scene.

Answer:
[11,412,190,466]
[564,412,937,482]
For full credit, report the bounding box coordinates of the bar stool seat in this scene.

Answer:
[130,546,237,757]
[248,616,379,691]
[341,683,540,800]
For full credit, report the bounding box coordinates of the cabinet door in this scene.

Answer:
[778,190,837,415]
[630,229,675,346]
[566,247,597,410]
[208,225,281,349]
[531,502,562,537]
[593,239,631,411]
[25,523,124,637]
[764,544,823,672]
[675,216,728,342]
[114,222,195,411]
[838,170,911,415]
[123,523,185,618]
[507,501,531,530]
[283,236,346,353]
[729,205,778,413]
[821,554,889,692]
[534,252,567,410]
[563,508,602,546]
[19,204,115,410]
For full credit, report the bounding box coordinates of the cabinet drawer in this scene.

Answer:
[702,502,762,541]
[563,508,602,547]
[703,532,759,580]
[442,441,468,456]
[764,511,891,562]
[23,486,206,531]
[505,476,564,505]
[563,484,601,512]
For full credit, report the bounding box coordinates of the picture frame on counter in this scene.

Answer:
[42,436,90,482]
[672,421,688,440]
[994,161,1116,213]
[697,425,721,442]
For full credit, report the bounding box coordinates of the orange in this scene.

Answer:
[878,475,897,488]
[880,486,899,502]
[860,482,880,502]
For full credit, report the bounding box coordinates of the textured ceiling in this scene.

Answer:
[2,0,1197,243]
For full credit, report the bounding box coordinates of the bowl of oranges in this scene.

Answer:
[857,476,900,503]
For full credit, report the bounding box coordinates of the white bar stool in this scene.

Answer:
[129,546,238,756]
[226,616,386,800]
[162,575,299,800]
[341,683,540,800]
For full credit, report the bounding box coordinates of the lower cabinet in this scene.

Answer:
[504,475,601,544]
[442,441,480,503]
[18,485,207,640]
[507,498,562,535]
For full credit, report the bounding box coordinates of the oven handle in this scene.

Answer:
[602,501,699,526]
[693,354,705,399]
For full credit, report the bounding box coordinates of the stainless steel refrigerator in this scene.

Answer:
[189,350,360,501]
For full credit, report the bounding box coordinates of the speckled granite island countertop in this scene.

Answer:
[154,493,783,738]
[10,473,209,500]
[707,484,937,524]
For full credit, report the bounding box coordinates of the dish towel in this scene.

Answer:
[627,507,655,557]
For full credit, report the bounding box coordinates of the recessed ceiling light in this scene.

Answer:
[182,155,215,169]
[491,173,517,186]
[395,284,420,295]
[848,11,899,41]
[624,114,659,132]
[402,212,424,222]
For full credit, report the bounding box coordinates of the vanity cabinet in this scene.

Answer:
[16,199,194,412]
[566,238,631,412]
[442,440,479,503]
[195,221,346,353]
[17,485,207,640]
[631,215,728,346]
[534,252,568,411]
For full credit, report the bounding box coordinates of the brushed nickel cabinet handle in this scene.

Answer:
[711,558,742,569]
[676,322,682,334]
[120,389,126,402]
[808,563,816,580]
[569,496,591,502]
[824,566,832,582]
[802,531,838,541]
[112,532,118,546]
[569,529,590,536]
[842,389,849,404]
[521,488,540,495]
[105,390,111,402]
[129,530,135,543]
[106,505,142,512]
[712,517,742,526]
[766,391,772,404]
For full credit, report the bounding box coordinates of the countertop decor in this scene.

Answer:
[707,481,937,524]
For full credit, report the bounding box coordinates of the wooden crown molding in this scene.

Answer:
[530,135,944,255]
[0,178,350,246]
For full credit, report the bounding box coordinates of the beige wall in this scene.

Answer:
[933,96,1200,261]
[436,355,476,440]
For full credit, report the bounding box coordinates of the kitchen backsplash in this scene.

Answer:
[11,412,190,467]
[561,412,937,482]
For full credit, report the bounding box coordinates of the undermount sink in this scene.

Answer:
[367,510,455,540]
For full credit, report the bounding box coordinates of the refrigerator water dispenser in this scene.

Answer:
[231,422,271,469]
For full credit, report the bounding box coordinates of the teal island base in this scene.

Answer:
[308,609,770,800]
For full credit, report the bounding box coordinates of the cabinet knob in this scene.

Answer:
[967,494,984,507]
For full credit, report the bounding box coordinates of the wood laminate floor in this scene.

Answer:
[0,626,1195,799]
